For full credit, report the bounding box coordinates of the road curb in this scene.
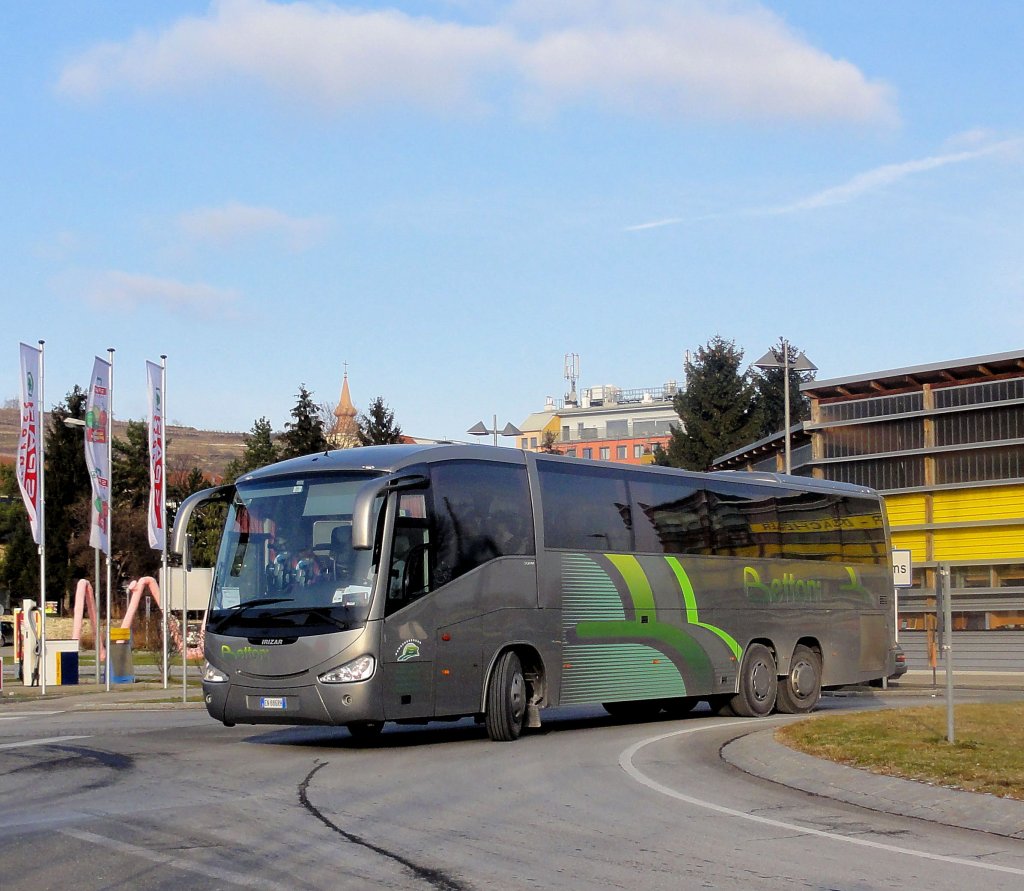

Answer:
[722,728,1024,839]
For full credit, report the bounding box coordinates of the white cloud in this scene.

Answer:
[56,0,895,124]
[81,270,242,315]
[178,202,329,251]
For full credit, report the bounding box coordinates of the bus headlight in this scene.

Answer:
[319,655,376,684]
[203,662,229,683]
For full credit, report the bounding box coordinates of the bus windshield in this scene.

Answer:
[209,472,381,635]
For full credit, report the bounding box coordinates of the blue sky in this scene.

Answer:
[3,1,1023,442]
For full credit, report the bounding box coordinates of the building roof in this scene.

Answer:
[518,411,557,432]
[803,348,1024,400]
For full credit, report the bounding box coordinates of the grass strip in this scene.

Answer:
[777,702,1024,800]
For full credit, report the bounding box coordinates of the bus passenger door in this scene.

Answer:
[381,496,436,720]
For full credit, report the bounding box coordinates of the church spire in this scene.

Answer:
[328,365,360,448]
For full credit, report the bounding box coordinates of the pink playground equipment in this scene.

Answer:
[71,575,206,660]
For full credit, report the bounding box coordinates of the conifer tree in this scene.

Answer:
[279,385,329,459]
[357,396,404,445]
[224,416,279,481]
[664,336,760,471]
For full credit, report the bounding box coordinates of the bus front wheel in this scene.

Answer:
[775,644,821,714]
[485,651,526,742]
[730,643,778,717]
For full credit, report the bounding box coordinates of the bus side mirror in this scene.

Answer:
[170,485,233,557]
[352,474,427,549]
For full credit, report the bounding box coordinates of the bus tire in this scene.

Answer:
[346,720,384,740]
[730,643,778,717]
[485,650,526,742]
[775,644,821,714]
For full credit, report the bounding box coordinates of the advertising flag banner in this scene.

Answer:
[147,360,165,551]
[85,357,112,555]
[16,343,42,544]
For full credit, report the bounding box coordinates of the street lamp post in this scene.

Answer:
[64,416,102,686]
[467,415,522,446]
[753,338,817,475]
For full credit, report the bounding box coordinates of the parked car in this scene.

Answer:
[889,643,908,680]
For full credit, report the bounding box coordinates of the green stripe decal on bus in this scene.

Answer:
[605,554,657,621]
[664,556,743,660]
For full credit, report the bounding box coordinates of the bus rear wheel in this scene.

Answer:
[485,651,526,742]
[730,643,778,717]
[775,644,821,714]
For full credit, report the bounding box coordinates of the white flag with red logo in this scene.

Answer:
[147,360,165,551]
[16,343,42,544]
[85,357,112,555]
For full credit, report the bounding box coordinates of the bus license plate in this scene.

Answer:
[260,696,286,710]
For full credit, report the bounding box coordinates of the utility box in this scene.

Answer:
[44,640,79,686]
[109,627,133,684]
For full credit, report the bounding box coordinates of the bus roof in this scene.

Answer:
[239,443,880,500]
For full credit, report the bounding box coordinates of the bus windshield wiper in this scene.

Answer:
[211,597,293,633]
[274,606,351,631]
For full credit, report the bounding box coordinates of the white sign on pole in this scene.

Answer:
[891,549,913,587]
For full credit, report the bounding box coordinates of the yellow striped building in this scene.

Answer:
[714,350,1024,669]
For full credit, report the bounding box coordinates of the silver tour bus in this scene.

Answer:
[172,443,899,741]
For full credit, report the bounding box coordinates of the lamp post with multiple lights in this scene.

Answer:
[752,339,816,475]
[63,416,103,686]
[467,416,522,446]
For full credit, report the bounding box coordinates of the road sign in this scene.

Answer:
[891,549,912,587]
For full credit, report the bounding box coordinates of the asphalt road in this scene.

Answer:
[2,697,1024,890]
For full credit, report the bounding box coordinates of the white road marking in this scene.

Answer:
[0,711,64,721]
[0,735,90,750]
[61,828,291,889]
[619,721,1024,877]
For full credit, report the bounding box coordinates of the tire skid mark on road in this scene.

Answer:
[619,721,1024,877]
[62,828,290,890]
[299,760,473,891]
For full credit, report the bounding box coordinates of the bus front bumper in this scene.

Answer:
[203,676,382,727]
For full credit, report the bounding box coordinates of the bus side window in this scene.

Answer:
[629,478,710,555]
[386,493,430,615]
[428,460,534,586]
[537,462,632,552]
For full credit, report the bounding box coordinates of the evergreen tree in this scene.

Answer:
[0,462,37,600]
[750,341,814,440]
[664,336,760,471]
[279,385,329,459]
[224,416,279,481]
[112,419,151,510]
[168,465,223,568]
[44,387,92,610]
[357,396,404,446]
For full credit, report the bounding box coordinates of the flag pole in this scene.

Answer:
[161,356,169,689]
[38,340,47,695]
[105,347,114,692]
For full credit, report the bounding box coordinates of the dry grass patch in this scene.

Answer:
[776,702,1024,800]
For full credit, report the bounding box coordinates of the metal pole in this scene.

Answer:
[94,547,101,685]
[782,339,792,475]
[940,563,955,744]
[37,340,46,695]
[161,355,169,689]
[492,414,498,447]
[105,348,114,691]
[182,535,189,703]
